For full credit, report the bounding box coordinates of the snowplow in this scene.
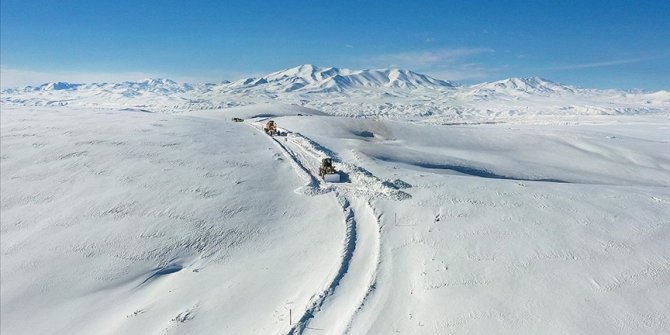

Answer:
[319,158,340,182]
[264,120,279,136]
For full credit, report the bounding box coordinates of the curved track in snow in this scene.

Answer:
[249,121,386,334]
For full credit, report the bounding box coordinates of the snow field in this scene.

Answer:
[269,112,670,334]
[1,106,345,334]
[1,104,669,334]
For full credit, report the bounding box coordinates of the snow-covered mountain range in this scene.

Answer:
[2,64,668,121]
[236,64,458,92]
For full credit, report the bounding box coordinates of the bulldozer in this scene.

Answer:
[319,158,340,182]
[264,120,279,136]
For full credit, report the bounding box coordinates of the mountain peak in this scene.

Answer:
[37,82,81,91]
[295,63,318,72]
[472,76,576,96]
[234,64,456,92]
[136,78,180,86]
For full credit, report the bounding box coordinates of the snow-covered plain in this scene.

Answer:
[2,66,670,334]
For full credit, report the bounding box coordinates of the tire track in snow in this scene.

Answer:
[341,199,383,334]
[276,134,383,335]
[300,196,382,335]
[245,121,327,196]
[271,135,329,196]
[288,192,359,335]
[246,120,383,334]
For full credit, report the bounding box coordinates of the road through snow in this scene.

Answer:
[251,120,387,335]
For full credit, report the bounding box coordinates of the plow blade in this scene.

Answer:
[323,173,341,183]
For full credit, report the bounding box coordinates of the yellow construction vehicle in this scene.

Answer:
[264,120,279,136]
[319,158,340,182]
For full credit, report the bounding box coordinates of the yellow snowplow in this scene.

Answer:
[319,158,340,182]
[264,120,279,136]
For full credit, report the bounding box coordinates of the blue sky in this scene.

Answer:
[1,0,669,90]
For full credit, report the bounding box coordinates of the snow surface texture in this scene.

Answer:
[1,106,346,334]
[1,66,670,335]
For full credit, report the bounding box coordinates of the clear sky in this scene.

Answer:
[1,0,669,90]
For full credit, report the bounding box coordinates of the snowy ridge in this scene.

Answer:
[9,78,197,94]
[234,64,458,92]
[2,65,668,120]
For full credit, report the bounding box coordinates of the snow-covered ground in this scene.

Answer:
[1,106,345,334]
[1,67,670,334]
[271,113,670,334]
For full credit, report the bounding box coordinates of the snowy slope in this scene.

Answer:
[2,102,669,334]
[0,106,346,334]
[247,112,670,334]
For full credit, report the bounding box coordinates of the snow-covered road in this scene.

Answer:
[252,122,385,335]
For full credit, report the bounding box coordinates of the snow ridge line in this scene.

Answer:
[288,193,358,335]
[287,131,340,161]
